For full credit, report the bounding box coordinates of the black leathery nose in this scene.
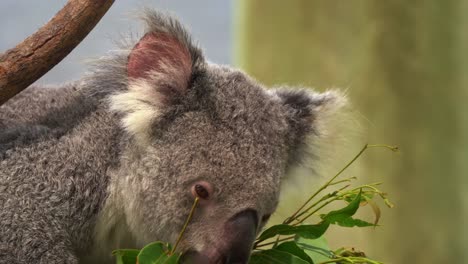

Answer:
[223,209,258,264]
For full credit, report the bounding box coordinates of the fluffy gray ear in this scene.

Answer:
[110,10,203,143]
[273,89,348,167]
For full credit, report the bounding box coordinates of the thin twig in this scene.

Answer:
[292,197,341,226]
[329,177,357,186]
[318,257,382,264]
[292,184,351,223]
[285,144,397,225]
[171,197,199,254]
[255,235,296,248]
[285,144,369,224]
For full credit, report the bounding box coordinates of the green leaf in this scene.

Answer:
[137,242,180,264]
[156,254,180,264]
[334,247,367,258]
[343,192,373,204]
[295,236,334,263]
[274,241,314,263]
[322,190,362,223]
[257,222,330,242]
[331,216,375,227]
[250,249,311,264]
[113,249,140,264]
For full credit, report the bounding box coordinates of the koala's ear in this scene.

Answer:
[125,11,204,104]
[126,32,192,96]
[273,89,348,167]
[110,11,203,143]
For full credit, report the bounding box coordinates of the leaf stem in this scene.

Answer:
[284,144,397,225]
[318,257,383,264]
[285,144,369,224]
[329,177,357,186]
[292,197,341,226]
[171,197,199,255]
[292,184,351,223]
[254,235,296,248]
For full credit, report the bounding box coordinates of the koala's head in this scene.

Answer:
[106,10,346,264]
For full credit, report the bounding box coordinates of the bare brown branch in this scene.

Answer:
[0,0,114,106]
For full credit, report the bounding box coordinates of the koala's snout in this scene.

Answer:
[182,209,258,264]
[222,209,258,263]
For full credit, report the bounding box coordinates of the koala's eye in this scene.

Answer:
[191,181,212,200]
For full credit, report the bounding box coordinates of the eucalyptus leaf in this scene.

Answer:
[322,190,362,223]
[343,192,374,204]
[295,236,334,263]
[113,249,140,264]
[274,241,314,263]
[250,249,311,264]
[137,242,180,264]
[155,254,180,264]
[257,222,329,242]
[367,199,381,226]
[331,216,375,227]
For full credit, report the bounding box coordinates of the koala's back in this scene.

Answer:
[1,84,77,122]
[0,84,122,263]
[0,84,89,146]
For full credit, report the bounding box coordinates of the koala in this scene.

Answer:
[0,9,346,264]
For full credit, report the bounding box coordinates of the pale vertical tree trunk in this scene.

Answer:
[460,0,468,257]
[364,1,463,263]
[236,1,466,263]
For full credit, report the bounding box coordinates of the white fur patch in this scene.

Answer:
[109,79,161,144]
[313,90,350,141]
[306,89,359,171]
[89,178,137,262]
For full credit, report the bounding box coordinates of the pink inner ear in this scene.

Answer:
[127,32,192,90]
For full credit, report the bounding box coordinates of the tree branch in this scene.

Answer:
[0,0,114,106]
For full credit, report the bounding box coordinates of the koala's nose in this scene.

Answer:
[180,210,258,264]
[223,209,258,264]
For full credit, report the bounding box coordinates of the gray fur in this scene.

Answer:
[0,10,346,264]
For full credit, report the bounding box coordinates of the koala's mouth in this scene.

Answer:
[180,209,258,264]
[180,249,225,264]
[180,248,248,264]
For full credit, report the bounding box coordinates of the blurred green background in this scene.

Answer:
[235,1,467,263]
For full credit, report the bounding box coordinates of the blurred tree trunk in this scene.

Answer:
[460,0,468,256]
[236,1,465,263]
